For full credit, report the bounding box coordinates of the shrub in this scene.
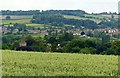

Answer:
[80,47,96,54]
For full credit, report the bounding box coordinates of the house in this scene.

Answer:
[19,38,26,47]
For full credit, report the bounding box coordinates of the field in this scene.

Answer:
[2,15,32,24]
[2,50,118,76]
[63,15,102,24]
[63,15,89,20]
[2,15,33,20]
[2,19,31,24]
[26,24,48,28]
[2,15,103,25]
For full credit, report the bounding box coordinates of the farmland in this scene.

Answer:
[2,15,32,25]
[2,19,31,24]
[2,15,33,20]
[26,24,48,28]
[2,50,118,76]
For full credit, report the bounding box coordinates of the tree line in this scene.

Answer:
[31,14,98,29]
[2,32,120,55]
[1,10,86,16]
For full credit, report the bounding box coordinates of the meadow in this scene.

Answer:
[26,24,48,28]
[2,15,33,20]
[2,15,32,25]
[2,50,118,76]
[63,15,102,24]
[2,19,31,24]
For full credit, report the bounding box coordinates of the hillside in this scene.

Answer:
[2,50,118,76]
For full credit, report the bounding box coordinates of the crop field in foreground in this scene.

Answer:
[2,50,118,76]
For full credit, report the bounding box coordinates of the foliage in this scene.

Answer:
[2,32,120,55]
[31,14,97,29]
[2,50,118,76]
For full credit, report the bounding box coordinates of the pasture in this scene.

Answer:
[2,50,118,76]
[63,15,102,24]
[63,15,88,20]
[2,19,31,24]
[2,15,32,24]
[26,24,48,28]
[2,15,33,20]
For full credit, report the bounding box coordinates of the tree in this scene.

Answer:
[25,35,35,46]
[80,47,96,54]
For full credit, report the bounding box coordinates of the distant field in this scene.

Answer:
[29,33,45,38]
[2,19,31,24]
[26,24,48,28]
[2,15,104,25]
[84,14,105,19]
[63,15,88,20]
[2,50,118,76]
[2,15,32,24]
[2,15,33,20]
[64,15,102,23]
[100,15,118,18]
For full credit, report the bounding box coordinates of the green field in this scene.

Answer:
[26,24,48,28]
[2,19,31,24]
[63,15,102,23]
[63,15,88,20]
[2,15,33,20]
[2,15,33,24]
[2,50,118,76]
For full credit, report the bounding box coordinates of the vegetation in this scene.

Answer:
[2,32,120,55]
[1,10,86,16]
[1,10,119,55]
[26,24,47,28]
[2,50,118,76]
[31,14,98,29]
[1,10,119,76]
[2,19,31,24]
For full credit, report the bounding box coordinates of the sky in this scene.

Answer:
[0,0,119,13]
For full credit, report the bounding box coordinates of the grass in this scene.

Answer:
[26,24,48,28]
[63,15,88,20]
[63,15,102,23]
[2,50,118,76]
[2,19,31,24]
[28,34,45,38]
[2,15,33,20]
[2,15,33,24]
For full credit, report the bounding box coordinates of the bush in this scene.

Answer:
[80,47,96,54]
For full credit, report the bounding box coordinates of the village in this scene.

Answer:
[1,23,119,41]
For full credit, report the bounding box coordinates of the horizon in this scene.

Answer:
[0,9,118,14]
[0,0,119,13]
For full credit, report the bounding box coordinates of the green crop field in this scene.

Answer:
[2,19,31,24]
[63,15,89,20]
[2,15,33,20]
[2,15,33,24]
[2,50,118,76]
[63,15,102,23]
[26,24,48,28]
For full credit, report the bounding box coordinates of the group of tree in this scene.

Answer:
[1,10,86,16]
[2,23,35,34]
[31,14,117,29]
[31,14,98,29]
[2,32,120,55]
[1,10,40,15]
[41,10,86,17]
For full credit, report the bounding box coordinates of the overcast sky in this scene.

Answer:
[0,0,119,13]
